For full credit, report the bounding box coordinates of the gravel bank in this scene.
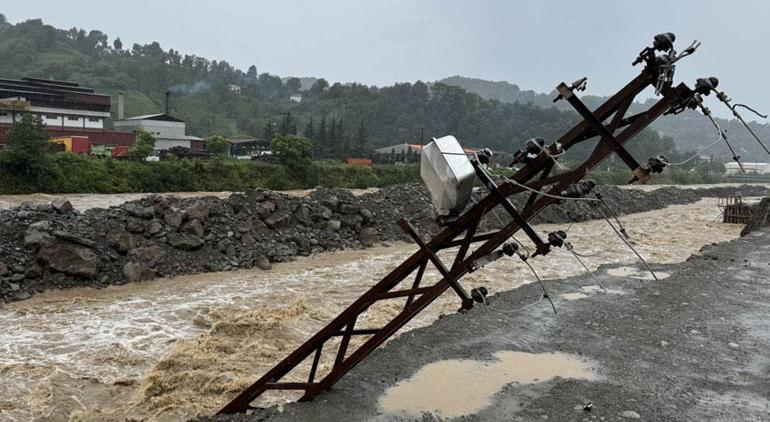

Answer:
[0,183,767,302]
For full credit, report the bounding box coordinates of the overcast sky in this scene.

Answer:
[3,1,769,118]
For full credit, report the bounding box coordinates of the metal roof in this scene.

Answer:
[121,113,185,123]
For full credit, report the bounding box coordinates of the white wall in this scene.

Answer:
[84,117,103,129]
[155,139,192,150]
[114,120,186,137]
[63,116,83,128]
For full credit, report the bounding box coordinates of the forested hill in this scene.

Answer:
[0,16,692,162]
[439,76,770,160]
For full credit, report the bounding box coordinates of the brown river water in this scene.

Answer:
[0,198,744,421]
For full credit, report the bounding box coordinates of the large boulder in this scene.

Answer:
[184,201,210,221]
[163,210,184,229]
[128,245,167,269]
[339,203,361,215]
[37,239,98,278]
[106,229,137,253]
[181,219,205,237]
[53,230,96,247]
[255,202,277,218]
[124,203,155,219]
[24,221,52,246]
[167,233,205,251]
[122,261,155,283]
[51,199,74,214]
[359,227,379,245]
[265,213,291,229]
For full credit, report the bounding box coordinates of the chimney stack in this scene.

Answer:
[165,91,171,114]
[117,94,124,120]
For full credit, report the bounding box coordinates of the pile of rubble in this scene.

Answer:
[0,184,766,301]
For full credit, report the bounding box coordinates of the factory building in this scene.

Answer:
[114,113,203,151]
[0,77,134,148]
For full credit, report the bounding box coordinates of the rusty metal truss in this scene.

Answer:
[218,34,710,414]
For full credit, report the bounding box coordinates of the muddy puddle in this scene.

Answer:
[379,351,596,418]
[0,198,744,421]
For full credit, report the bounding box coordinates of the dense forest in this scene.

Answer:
[0,15,715,165]
[440,76,770,161]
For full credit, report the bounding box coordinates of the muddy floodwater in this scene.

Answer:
[0,198,744,421]
[379,351,596,418]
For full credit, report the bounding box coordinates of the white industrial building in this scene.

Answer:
[725,162,770,175]
[114,113,203,151]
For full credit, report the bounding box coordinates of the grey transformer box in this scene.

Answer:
[419,135,476,218]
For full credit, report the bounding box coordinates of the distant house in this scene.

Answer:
[290,94,303,103]
[114,113,203,151]
[229,84,242,94]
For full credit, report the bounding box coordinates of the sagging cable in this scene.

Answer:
[694,94,745,173]
[547,230,607,292]
[716,90,770,157]
[470,241,556,314]
[593,192,629,239]
[595,206,659,281]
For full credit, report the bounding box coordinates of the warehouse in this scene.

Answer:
[114,113,203,151]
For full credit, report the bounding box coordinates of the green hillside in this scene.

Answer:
[0,15,686,164]
[439,76,770,160]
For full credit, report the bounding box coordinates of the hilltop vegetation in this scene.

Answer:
[0,15,692,163]
[439,76,770,160]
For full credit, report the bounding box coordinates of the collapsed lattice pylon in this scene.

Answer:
[218,33,725,414]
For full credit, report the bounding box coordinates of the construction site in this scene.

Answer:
[2,27,770,422]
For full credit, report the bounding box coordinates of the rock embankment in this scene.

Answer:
[741,197,770,236]
[0,184,766,301]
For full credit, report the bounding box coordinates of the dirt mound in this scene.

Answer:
[0,183,766,302]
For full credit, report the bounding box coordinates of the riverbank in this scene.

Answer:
[210,229,770,422]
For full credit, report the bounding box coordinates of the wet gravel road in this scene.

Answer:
[209,229,770,421]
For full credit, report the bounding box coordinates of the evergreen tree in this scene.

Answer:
[389,148,396,164]
[303,117,316,141]
[247,65,258,79]
[338,118,348,157]
[317,116,327,156]
[354,118,369,156]
[113,37,122,50]
[263,119,276,142]
[280,112,295,136]
[328,118,337,158]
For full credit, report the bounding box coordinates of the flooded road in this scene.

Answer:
[0,198,744,421]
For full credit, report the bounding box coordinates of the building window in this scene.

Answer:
[46,115,58,120]
[88,117,100,122]
[0,112,7,117]
[67,116,79,121]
